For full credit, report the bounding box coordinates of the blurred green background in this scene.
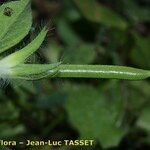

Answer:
[0,0,150,149]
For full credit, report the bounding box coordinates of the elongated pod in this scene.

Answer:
[0,64,149,80]
[54,65,150,80]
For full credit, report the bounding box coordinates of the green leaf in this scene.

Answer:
[0,101,19,120]
[120,81,150,125]
[65,81,125,148]
[137,105,150,131]
[0,27,48,68]
[44,41,63,63]
[0,124,25,138]
[73,0,127,29]
[130,34,150,69]
[64,43,96,64]
[129,81,150,111]
[57,19,81,46]
[0,0,32,53]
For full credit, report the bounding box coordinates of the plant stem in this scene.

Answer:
[53,65,150,80]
